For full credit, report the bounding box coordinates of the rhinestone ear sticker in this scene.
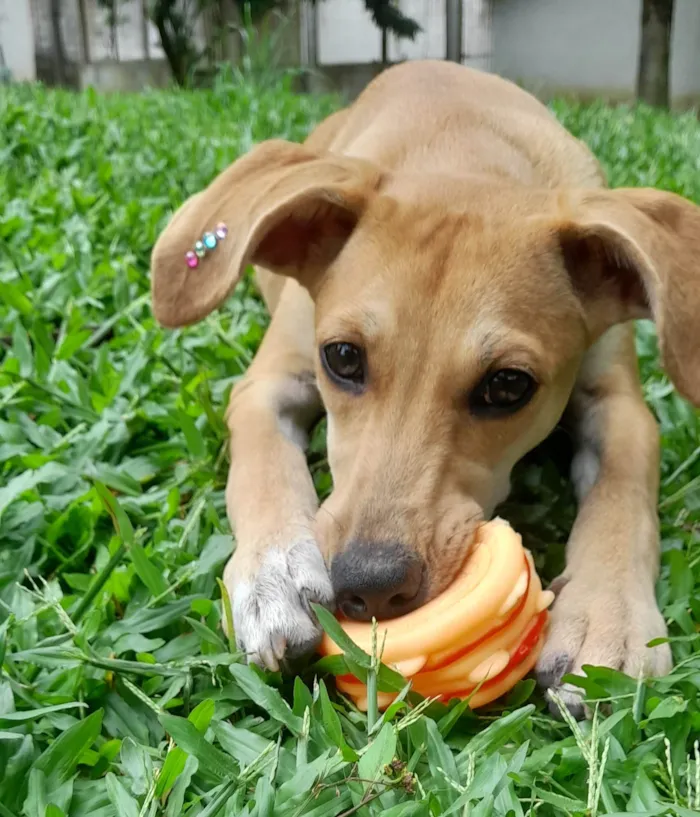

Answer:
[185,222,228,268]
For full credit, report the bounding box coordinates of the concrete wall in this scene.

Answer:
[315,0,490,66]
[0,0,36,81]
[491,0,700,106]
[669,0,700,101]
[317,0,446,64]
[306,0,492,100]
[31,0,170,65]
[78,59,171,92]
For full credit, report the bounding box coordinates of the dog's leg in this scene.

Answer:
[222,276,332,670]
[536,325,672,717]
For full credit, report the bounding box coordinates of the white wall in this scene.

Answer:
[492,0,700,103]
[0,0,36,80]
[30,0,168,64]
[317,0,491,67]
[670,0,700,100]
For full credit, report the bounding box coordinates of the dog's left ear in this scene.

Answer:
[555,188,700,406]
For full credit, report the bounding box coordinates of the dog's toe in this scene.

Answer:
[535,651,573,692]
[546,684,587,720]
[229,539,334,671]
[536,577,670,720]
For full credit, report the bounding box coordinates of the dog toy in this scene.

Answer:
[318,518,553,711]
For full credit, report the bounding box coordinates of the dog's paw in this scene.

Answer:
[223,538,334,671]
[536,576,672,719]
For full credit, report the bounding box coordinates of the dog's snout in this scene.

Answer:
[331,542,425,622]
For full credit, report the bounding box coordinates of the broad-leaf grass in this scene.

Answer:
[0,77,698,816]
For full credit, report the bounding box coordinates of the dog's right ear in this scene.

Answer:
[151,139,383,328]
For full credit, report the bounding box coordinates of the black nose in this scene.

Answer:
[331,542,425,622]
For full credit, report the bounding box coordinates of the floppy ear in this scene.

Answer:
[556,187,700,406]
[150,139,383,328]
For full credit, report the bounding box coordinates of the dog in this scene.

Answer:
[150,60,700,716]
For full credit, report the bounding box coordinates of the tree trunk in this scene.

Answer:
[636,0,674,108]
[49,0,68,85]
[77,0,91,63]
[445,0,462,63]
[152,0,189,86]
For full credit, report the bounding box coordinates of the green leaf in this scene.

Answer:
[318,680,345,749]
[250,775,275,817]
[0,281,32,316]
[228,663,303,735]
[106,597,197,636]
[165,755,198,817]
[0,462,67,522]
[470,794,494,817]
[468,752,508,800]
[645,695,687,721]
[293,676,314,718]
[105,772,139,817]
[312,603,371,669]
[380,806,429,817]
[159,712,236,782]
[0,702,88,722]
[12,321,33,376]
[217,577,236,653]
[185,616,228,651]
[494,779,524,817]
[458,706,535,764]
[120,738,153,797]
[24,768,48,817]
[90,464,142,497]
[32,709,103,787]
[358,722,396,787]
[190,698,216,731]
[504,678,536,708]
[436,699,470,738]
[312,603,406,692]
[534,789,587,811]
[197,779,239,817]
[93,481,134,546]
[276,749,347,803]
[214,721,275,767]
[156,745,189,800]
[129,539,169,598]
[176,410,207,460]
[425,717,459,806]
[56,329,92,361]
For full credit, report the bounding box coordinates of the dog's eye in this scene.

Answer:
[470,369,537,416]
[321,342,365,388]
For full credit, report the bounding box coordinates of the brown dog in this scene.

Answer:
[151,60,700,715]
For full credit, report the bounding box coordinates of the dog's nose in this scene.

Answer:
[331,542,425,621]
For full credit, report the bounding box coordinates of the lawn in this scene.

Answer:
[0,73,699,817]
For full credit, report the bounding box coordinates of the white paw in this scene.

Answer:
[223,538,334,671]
[536,576,672,719]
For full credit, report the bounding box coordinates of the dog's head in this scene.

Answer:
[152,139,700,619]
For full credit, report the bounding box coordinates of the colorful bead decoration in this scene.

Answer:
[184,222,227,269]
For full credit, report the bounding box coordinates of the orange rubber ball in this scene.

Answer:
[318,518,554,711]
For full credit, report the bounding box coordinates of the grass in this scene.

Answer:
[0,73,699,817]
